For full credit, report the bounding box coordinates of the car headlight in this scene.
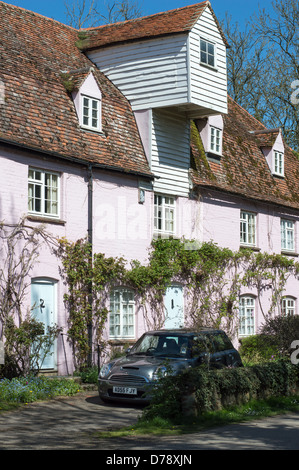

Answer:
[99,363,113,379]
[152,365,168,381]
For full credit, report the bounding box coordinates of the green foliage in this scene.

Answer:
[57,235,299,369]
[127,238,299,336]
[1,316,62,379]
[57,237,125,368]
[126,239,239,332]
[143,361,299,423]
[0,376,80,403]
[241,251,297,317]
[260,315,299,358]
[74,366,98,384]
[239,335,277,364]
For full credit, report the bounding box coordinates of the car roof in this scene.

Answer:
[144,328,222,336]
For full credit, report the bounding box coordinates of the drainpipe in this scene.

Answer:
[87,164,93,368]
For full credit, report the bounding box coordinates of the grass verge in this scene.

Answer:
[93,395,299,439]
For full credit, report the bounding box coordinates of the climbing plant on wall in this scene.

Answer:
[57,236,299,365]
[57,237,125,368]
[0,218,61,377]
[126,239,299,337]
[126,238,241,335]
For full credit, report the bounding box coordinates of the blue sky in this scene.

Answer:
[3,0,273,28]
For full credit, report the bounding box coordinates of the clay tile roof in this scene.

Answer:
[190,96,299,210]
[80,1,228,50]
[252,129,281,148]
[0,1,152,178]
[61,66,95,91]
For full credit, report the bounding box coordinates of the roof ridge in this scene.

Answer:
[80,1,209,32]
[0,0,77,31]
[228,95,268,131]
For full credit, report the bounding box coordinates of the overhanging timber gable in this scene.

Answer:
[85,2,228,117]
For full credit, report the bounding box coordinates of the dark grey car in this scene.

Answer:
[98,328,243,403]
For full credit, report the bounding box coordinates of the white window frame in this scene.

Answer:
[200,37,216,69]
[274,151,284,177]
[209,126,222,155]
[154,194,176,236]
[240,211,256,247]
[28,168,60,218]
[81,94,101,132]
[281,219,295,252]
[239,295,255,336]
[109,288,135,339]
[282,296,296,316]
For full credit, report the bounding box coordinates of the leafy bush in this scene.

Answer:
[260,315,299,358]
[74,366,98,384]
[1,316,62,379]
[142,361,299,423]
[239,335,277,364]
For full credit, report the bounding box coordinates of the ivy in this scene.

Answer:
[57,236,299,366]
[3,220,298,373]
[57,238,125,368]
[126,239,240,334]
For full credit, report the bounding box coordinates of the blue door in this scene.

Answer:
[164,285,184,329]
[31,280,56,370]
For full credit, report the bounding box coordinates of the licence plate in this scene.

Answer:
[113,386,137,395]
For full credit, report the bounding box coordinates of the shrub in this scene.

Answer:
[239,335,277,363]
[142,361,299,423]
[74,366,98,384]
[260,315,299,358]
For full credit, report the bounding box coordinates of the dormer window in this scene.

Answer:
[274,151,284,177]
[197,115,223,158]
[200,38,215,68]
[210,126,222,154]
[71,68,102,133]
[254,128,285,178]
[82,95,101,131]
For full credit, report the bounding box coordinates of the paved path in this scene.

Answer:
[0,391,299,450]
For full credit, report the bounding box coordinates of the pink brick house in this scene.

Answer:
[0,1,299,375]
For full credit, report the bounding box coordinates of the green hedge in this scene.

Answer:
[239,334,277,363]
[143,360,299,421]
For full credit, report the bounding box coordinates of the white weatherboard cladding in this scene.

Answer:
[189,7,227,114]
[88,35,189,111]
[87,6,227,115]
[151,109,190,197]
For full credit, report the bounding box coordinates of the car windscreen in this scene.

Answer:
[128,334,192,358]
[208,332,234,352]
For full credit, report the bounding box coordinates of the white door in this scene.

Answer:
[164,285,184,329]
[31,280,57,369]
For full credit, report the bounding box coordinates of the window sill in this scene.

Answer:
[239,334,255,340]
[108,339,136,345]
[207,152,222,162]
[80,125,104,135]
[200,62,218,72]
[239,245,260,252]
[153,232,177,240]
[281,250,298,257]
[27,215,66,225]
